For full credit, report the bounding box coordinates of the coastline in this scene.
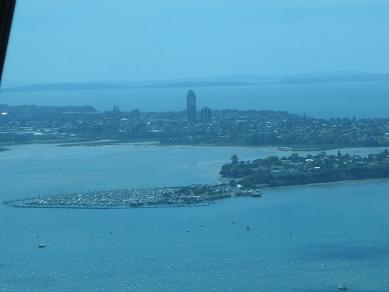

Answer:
[2,137,388,152]
[261,177,389,192]
[57,139,160,147]
[48,141,389,154]
[1,140,387,162]
[158,142,344,151]
[0,139,161,149]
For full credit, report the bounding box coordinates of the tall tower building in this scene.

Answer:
[186,89,197,122]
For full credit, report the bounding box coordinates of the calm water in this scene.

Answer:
[1,144,389,291]
[2,81,389,118]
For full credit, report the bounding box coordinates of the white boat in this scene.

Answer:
[337,280,348,291]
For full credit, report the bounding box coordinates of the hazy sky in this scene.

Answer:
[3,0,389,84]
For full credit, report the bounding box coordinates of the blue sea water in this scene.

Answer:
[1,144,389,291]
[0,78,388,291]
[1,81,389,118]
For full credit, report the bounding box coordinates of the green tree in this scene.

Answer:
[231,154,239,164]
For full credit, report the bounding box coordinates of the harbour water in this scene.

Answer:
[1,144,389,291]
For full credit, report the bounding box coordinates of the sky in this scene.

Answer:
[3,0,389,84]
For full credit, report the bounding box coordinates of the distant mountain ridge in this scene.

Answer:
[2,71,388,92]
[280,72,389,83]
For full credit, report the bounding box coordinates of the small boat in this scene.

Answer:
[279,147,292,151]
[338,280,348,291]
[38,243,46,249]
[235,192,250,197]
[250,193,263,198]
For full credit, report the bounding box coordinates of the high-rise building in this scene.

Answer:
[186,89,197,122]
[131,108,140,121]
[112,105,120,113]
[200,106,212,123]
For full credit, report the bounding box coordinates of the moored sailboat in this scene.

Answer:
[337,280,348,291]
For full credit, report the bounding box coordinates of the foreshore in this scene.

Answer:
[57,139,160,147]
[260,177,389,192]
[1,138,385,152]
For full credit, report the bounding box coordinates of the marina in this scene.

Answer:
[1,143,389,291]
[2,184,262,210]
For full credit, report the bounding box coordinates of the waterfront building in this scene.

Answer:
[186,89,197,122]
[200,106,212,123]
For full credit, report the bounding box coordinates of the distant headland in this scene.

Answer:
[3,71,389,92]
[220,150,389,188]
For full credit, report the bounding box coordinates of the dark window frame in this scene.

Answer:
[0,0,16,84]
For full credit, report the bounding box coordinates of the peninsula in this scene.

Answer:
[220,150,389,187]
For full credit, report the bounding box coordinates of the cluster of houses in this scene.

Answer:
[2,104,389,149]
[221,150,389,187]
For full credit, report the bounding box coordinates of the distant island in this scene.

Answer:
[1,80,254,92]
[220,150,389,188]
[279,72,389,84]
[3,71,389,92]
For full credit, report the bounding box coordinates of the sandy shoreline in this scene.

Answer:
[260,177,389,193]
[3,138,388,152]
